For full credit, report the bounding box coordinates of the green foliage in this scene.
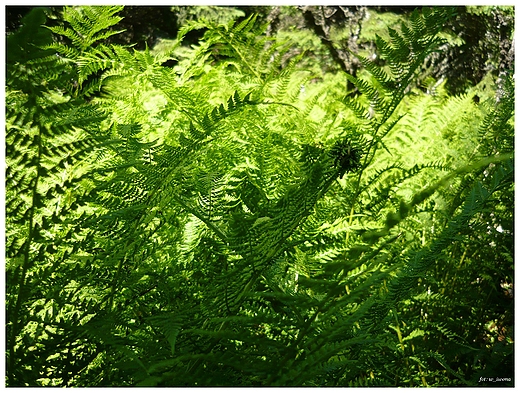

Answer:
[438,6,515,95]
[172,5,246,27]
[6,6,513,387]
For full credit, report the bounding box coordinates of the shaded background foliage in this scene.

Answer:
[6,5,514,91]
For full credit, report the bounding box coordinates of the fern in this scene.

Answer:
[43,6,126,96]
[5,7,121,385]
[6,6,513,387]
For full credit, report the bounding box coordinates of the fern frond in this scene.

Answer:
[60,6,125,50]
[344,7,454,133]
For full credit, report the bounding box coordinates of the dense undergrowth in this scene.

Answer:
[5,6,514,387]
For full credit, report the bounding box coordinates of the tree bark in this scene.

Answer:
[300,6,364,77]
